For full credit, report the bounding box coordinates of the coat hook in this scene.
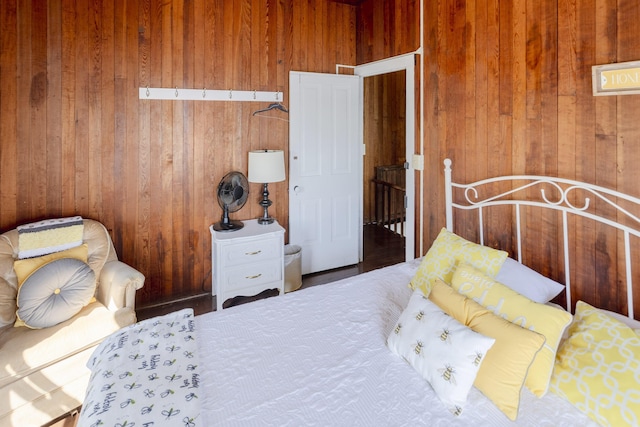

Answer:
[253,90,257,100]
[175,87,179,98]
[229,89,233,99]
[146,86,150,97]
[202,88,206,98]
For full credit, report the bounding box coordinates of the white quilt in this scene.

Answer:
[197,260,598,427]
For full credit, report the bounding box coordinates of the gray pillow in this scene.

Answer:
[494,257,565,303]
[16,258,96,329]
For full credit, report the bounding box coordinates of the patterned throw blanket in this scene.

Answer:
[17,216,84,259]
[79,308,202,427]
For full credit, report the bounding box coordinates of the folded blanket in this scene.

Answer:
[17,216,84,259]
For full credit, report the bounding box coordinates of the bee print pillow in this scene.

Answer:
[79,308,201,427]
[387,291,495,416]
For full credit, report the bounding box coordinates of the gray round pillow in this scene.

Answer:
[16,258,96,329]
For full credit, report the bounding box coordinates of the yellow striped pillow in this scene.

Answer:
[17,216,84,259]
[450,262,572,397]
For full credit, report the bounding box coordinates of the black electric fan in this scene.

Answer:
[212,171,249,232]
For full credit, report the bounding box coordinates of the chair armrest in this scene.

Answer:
[96,260,145,311]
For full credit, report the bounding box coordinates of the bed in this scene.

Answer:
[77,159,640,427]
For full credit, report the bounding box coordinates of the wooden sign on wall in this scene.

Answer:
[592,60,640,96]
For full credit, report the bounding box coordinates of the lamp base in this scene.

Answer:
[257,182,276,225]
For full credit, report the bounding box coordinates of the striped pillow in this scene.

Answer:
[17,216,84,259]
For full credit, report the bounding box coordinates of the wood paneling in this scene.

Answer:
[422,0,640,317]
[4,0,640,317]
[356,0,419,64]
[0,0,356,307]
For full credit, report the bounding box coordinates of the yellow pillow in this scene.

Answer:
[429,279,545,420]
[14,244,89,286]
[410,228,508,296]
[551,301,640,427]
[451,262,572,397]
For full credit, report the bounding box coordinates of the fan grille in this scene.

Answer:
[213,171,249,232]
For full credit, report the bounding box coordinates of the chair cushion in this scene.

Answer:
[15,258,96,329]
[0,301,136,389]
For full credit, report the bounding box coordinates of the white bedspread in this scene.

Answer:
[197,260,597,427]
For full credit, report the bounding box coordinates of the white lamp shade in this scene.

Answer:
[248,150,286,183]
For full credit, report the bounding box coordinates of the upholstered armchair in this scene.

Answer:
[0,218,145,426]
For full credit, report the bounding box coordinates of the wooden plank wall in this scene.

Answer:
[3,0,639,316]
[356,0,419,65]
[421,0,640,317]
[0,0,356,307]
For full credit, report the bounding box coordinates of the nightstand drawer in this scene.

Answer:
[221,237,281,267]
[222,261,282,288]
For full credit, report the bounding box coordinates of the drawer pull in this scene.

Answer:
[245,250,262,256]
[246,273,262,279]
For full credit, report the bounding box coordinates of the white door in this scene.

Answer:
[289,71,361,275]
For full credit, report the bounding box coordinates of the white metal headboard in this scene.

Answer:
[443,158,640,319]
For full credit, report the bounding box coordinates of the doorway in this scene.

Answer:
[288,54,417,277]
[355,53,417,264]
[362,70,407,268]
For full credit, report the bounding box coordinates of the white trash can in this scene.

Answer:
[284,244,302,293]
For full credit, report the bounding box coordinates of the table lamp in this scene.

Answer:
[248,149,286,224]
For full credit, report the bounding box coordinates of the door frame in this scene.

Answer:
[354,53,416,261]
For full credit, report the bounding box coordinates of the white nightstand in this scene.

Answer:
[210,219,285,310]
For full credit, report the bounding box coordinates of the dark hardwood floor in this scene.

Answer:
[137,224,405,320]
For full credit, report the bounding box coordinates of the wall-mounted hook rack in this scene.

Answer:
[139,87,283,102]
